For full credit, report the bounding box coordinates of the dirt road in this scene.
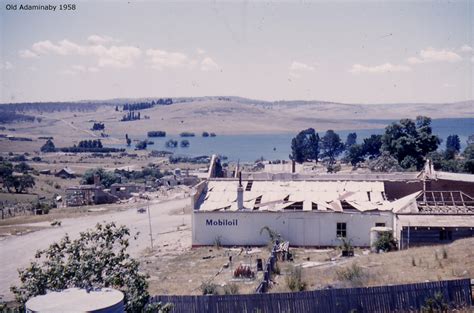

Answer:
[0,197,192,301]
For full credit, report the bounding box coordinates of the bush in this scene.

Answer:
[286,266,307,292]
[373,232,398,252]
[180,132,195,137]
[180,140,190,148]
[135,140,148,150]
[223,283,239,295]
[335,263,365,286]
[165,139,178,148]
[81,168,120,188]
[143,302,174,313]
[421,292,448,313]
[200,282,219,295]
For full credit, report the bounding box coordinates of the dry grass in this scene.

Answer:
[142,246,267,296]
[142,238,474,300]
[270,238,474,293]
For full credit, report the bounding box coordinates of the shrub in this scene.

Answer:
[223,283,239,295]
[180,132,195,137]
[143,302,174,313]
[286,266,307,292]
[200,282,219,295]
[335,263,365,286]
[135,140,148,150]
[373,232,398,252]
[165,140,178,148]
[421,292,448,313]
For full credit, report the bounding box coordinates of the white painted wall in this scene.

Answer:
[192,210,393,247]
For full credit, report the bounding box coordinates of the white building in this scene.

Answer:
[193,179,395,247]
[191,160,474,248]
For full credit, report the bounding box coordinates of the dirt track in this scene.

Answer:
[0,197,192,301]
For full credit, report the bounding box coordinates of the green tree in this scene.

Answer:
[362,134,382,159]
[320,130,344,165]
[15,174,35,193]
[290,136,305,163]
[463,144,474,174]
[347,144,365,166]
[368,152,402,172]
[445,134,461,160]
[446,134,460,153]
[0,162,13,179]
[14,162,32,174]
[81,168,120,188]
[345,132,357,148]
[381,116,440,170]
[40,139,56,153]
[11,222,152,312]
[135,140,147,150]
[290,128,319,163]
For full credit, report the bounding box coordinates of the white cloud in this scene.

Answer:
[19,38,142,69]
[93,45,142,68]
[71,65,99,73]
[443,83,455,88]
[87,35,118,45]
[289,61,315,72]
[0,61,13,70]
[19,49,39,58]
[349,63,411,74]
[197,48,206,55]
[146,49,194,70]
[459,44,473,53]
[61,65,99,75]
[200,57,219,71]
[471,56,474,63]
[407,48,462,64]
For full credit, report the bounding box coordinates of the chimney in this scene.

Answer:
[237,172,244,210]
[292,160,296,173]
[93,174,100,186]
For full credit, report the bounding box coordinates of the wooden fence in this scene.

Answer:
[149,278,472,313]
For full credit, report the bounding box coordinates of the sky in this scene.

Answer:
[0,0,473,104]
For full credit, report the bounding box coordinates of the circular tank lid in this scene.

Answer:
[25,288,124,313]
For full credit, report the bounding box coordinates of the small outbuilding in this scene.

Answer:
[55,167,76,179]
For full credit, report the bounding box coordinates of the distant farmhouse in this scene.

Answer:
[55,167,76,179]
[192,157,474,249]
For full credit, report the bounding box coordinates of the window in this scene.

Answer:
[253,195,263,210]
[375,223,386,227]
[283,201,303,210]
[337,223,347,238]
[367,191,371,202]
[439,229,452,241]
[245,181,253,191]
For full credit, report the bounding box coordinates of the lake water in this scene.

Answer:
[110,118,474,162]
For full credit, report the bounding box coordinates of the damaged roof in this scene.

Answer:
[199,180,392,212]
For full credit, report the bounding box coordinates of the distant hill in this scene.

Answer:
[0,96,472,136]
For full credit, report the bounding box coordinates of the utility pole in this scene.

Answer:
[147,204,154,250]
